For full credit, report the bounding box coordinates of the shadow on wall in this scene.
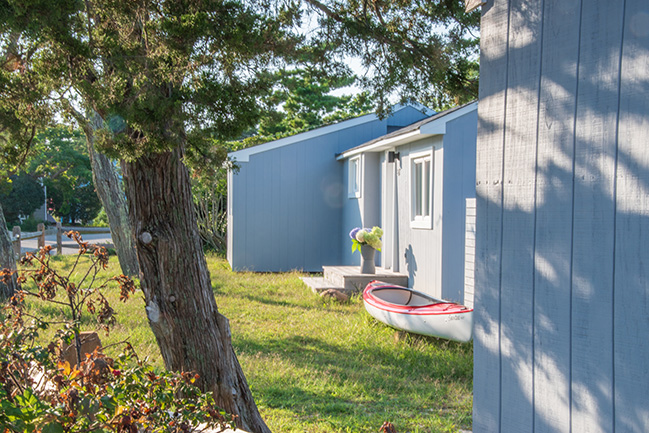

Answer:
[473,0,649,431]
[405,244,417,280]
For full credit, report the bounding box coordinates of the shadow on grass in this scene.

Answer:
[235,332,472,402]
[214,284,331,312]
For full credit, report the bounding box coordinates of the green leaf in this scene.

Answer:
[42,422,64,433]
[100,395,117,414]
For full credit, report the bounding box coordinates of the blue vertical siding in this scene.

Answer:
[341,157,363,266]
[228,108,430,272]
[614,0,649,430]
[474,0,649,431]
[386,105,433,128]
[397,140,445,296]
[340,106,478,301]
[441,110,477,303]
[532,0,581,429]
[232,133,344,272]
[341,153,383,266]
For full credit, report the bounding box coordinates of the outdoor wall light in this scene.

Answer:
[388,151,400,163]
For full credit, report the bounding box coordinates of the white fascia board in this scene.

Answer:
[228,112,382,163]
[419,101,478,135]
[228,103,434,163]
[337,101,477,161]
[337,130,423,160]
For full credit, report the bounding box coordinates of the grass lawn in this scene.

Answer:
[20,253,473,433]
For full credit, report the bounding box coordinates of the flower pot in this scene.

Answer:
[360,244,376,274]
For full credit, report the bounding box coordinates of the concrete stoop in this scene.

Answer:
[301,266,408,294]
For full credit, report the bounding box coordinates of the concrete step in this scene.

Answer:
[323,266,408,293]
[300,276,347,294]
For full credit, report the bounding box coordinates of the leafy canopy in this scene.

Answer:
[0,172,44,227]
[304,0,480,113]
[1,0,479,166]
[0,0,304,164]
[27,127,102,225]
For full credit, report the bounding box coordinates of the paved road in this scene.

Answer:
[21,232,114,255]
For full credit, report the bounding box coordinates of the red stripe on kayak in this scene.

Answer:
[363,283,473,316]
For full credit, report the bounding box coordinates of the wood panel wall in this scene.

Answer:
[464,198,476,309]
[474,0,649,431]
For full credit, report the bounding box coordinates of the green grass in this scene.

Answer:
[20,253,473,433]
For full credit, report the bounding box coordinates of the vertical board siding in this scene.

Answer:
[571,1,623,430]
[475,0,649,432]
[473,0,510,430]
[230,120,385,271]
[393,138,444,297]
[269,149,281,271]
[498,0,543,430]
[532,1,581,431]
[441,112,478,303]
[386,106,431,128]
[464,198,476,309]
[341,158,363,266]
[227,169,234,265]
[229,108,431,272]
[614,0,649,430]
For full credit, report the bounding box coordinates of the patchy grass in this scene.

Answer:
[20,253,473,433]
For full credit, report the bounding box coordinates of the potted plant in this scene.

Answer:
[350,226,383,274]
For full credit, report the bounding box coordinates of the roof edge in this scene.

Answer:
[228,103,431,163]
[337,101,477,160]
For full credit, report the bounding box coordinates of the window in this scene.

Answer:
[410,150,433,228]
[348,156,361,198]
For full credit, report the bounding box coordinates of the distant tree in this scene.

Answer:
[304,0,480,113]
[47,179,102,225]
[257,67,373,137]
[0,173,44,227]
[0,131,23,301]
[27,127,102,225]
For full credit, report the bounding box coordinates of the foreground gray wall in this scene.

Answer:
[474,0,649,432]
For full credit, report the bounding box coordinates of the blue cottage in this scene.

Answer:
[227,105,432,272]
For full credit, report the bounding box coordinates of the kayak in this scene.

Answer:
[362,280,473,343]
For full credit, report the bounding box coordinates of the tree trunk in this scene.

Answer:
[122,148,270,433]
[0,202,18,301]
[84,113,139,276]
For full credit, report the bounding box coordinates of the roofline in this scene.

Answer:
[337,101,478,160]
[228,103,434,163]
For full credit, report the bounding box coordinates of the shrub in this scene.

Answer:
[0,233,235,432]
[20,216,42,233]
[91,208,110,228]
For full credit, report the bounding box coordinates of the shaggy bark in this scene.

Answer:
[82,113,139,277]
[0,203,18,300]
[122,148,269,433]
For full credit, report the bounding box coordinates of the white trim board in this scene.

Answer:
[229,104,434,163]
[337,101,477,160]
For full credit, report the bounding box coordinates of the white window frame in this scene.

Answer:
[348,156,362,198]
[410,149,433,229]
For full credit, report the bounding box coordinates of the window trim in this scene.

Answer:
[410,149,433,229]
[348,156,362,198]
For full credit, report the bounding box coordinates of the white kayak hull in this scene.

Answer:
[363,281,473,343]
